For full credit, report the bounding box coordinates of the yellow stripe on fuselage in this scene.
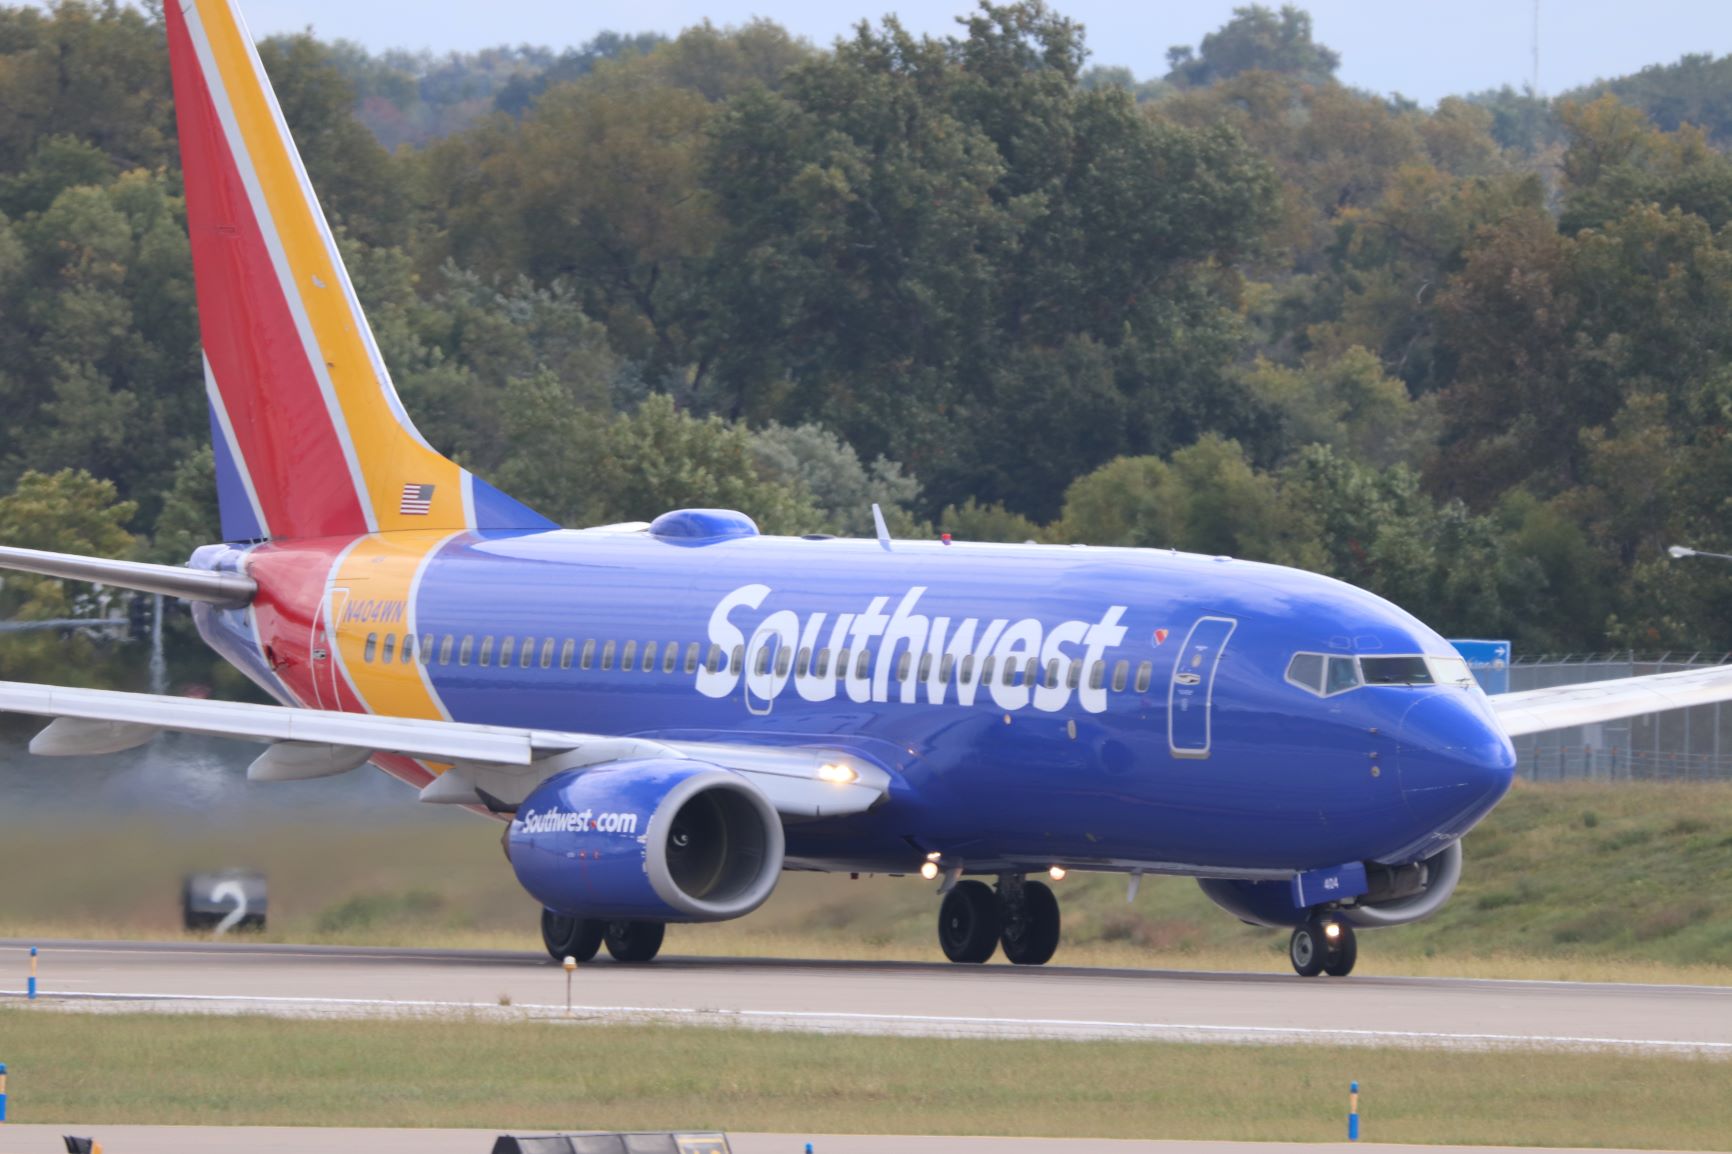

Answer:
[196,0,468,533]
[327,531,455,725]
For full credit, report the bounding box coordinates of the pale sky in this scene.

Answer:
[227,0,1732,106]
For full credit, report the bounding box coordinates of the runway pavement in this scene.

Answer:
[0,1131,1716,1154]
[2,939,1729,1054]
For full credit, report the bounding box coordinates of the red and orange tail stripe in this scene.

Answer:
[167,0,552,541]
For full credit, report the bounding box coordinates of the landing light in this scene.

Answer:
[817,762,857,785]
[920,861,940,880]
[1324,922,1341,940]
[1048,866,1067,881]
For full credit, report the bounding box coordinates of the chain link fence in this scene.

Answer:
[1507,653,1732,781]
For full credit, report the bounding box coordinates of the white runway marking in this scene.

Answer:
[6,940,1729,1057]
[5,986,1729,1056]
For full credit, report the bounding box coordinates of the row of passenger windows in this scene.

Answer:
[359,630,1159,694]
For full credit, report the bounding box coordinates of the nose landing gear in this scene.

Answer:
[935,873,1063,965]
[1289,915,1356,977]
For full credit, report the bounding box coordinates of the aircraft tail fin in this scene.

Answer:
[165,0,556,541]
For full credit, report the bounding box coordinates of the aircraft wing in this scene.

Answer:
[1488,663,1732,738]
[0,680,890,820]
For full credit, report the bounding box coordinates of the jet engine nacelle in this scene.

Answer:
[1197,841,1463,929]
[507,760,785,923]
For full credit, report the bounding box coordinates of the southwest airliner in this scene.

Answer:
[4,0,1729,976]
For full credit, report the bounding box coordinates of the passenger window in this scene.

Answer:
[458,635,473,666]
[1066,661,1081,689]
[855,650,872,679]
[837,649,851,678]
[420,634,434,665]
[380,634,395,663]
[1111,660,1128,692]
[663,643,678,674]
[1088,661,1105,690]
[561,639,575,670]
[498,636,515,667]
[1026,657,1039,687]
[960,655,975,684]
[621,641,637,670]
[479,636,494,667]
[817,649,832,678]
[364,633,377,663]
[580,639,595,670]
[522,637,535,668]
[1044,659,1060,689]
[685,642,700,674]
[1134,661,1152,693]
[796,646,812,677]
[940,654,956,683]
[755,647,772,676]
[639,641,655,672]
[896,652,912,681]
[1286,653,1324,694]
[1327,656,1363,694]
[439,635,455,665]
[706,644,723,674]
[774,647,792,677]
[601,640,616,671]
[981,656,997,685]
[730,644,744,674]
[918,653,933,681]
[400,635,414,664]
[541,639,555,669]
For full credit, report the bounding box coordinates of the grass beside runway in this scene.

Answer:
[1,780,1731,982]
[1,1009,1729,1149]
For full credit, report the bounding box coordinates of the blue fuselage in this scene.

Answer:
[194,523,1516,879]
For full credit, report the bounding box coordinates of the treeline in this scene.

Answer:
[6,0,1732,694]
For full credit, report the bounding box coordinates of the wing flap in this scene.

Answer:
[1489,664,1732,737]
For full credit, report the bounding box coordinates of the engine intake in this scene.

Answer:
[508,760,784,922]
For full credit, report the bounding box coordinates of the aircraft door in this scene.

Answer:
[1168,615,1237,759]
[312,587,351,709]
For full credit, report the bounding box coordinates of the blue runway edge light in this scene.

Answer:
[1348,1079,1360,1141]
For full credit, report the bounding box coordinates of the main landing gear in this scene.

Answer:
[937,875,1062,965]
[540,910,666,964]
[1288,915,1357,977]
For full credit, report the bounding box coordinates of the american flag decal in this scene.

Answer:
[399,483,435,515]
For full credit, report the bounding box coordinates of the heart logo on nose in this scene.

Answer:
[1153,629,1169,645]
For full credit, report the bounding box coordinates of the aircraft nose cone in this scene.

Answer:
[1398,692,1516,841]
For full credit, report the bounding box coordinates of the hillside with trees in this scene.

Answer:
[6,0,1732,692]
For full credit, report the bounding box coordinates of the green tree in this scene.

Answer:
[1165,5,1339,89]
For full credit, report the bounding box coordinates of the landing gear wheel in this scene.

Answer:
[1289,919,1327,977]
[604,919,666,963]
[540,909,603,962]
[999,880,1061,966]
[938,880,1001,963]
[1323,922,1358,977]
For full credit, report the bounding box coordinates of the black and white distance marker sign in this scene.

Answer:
[182,870,268,934]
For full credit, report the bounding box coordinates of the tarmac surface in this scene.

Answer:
[3,939,1731,1054]
[0,1131,1716,1154]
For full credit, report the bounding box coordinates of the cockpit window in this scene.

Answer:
[1289,651,1472,696]
[1285,652,1323,693]
[1427,655,1476,687]
[1326,655,1361,694]
[1361,655,1432,685]
[1286,652,1361,697]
